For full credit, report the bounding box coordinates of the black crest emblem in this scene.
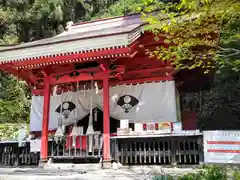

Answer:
[117,95,139,113]
[55,101,76,118]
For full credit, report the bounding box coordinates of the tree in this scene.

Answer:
[92,0,141,20]
[140,0,240,72]
[0,0,119,139]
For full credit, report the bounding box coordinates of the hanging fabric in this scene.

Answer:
[83,85,86,97]
[94,81,98,122]
[86,80,94,135]
[94,107,98,122]
[86,80,95,153]
[52,85,58,97]
[30,81,178,132]
[95,81,99,94]
[70,82,82,147]
[54,89,65,138]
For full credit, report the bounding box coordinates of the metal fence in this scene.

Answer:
[0,134,203,166]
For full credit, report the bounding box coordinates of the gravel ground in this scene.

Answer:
[0,164,201,180]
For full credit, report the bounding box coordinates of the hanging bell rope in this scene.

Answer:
[55,89,65,138]
[86,80,94,135]
[86,80,95,153]
[75,82,79,120]
[83,85,86,97]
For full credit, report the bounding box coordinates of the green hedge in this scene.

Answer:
[153,165,240,180]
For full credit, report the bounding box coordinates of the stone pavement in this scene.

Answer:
[0,164,200,180]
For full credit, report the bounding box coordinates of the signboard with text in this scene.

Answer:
[203,131,240,164]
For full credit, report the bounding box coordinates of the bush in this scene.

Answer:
[152,165,228,180]
[233,171,240,180]
[178,165,227,180]
[152,174,174,180]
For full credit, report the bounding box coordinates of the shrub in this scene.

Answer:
[177,165,227,180]
[152,174,174,180]
[233,171,240,180]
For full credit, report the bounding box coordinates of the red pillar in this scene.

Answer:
[40,76,51,162]
[103,77,111,166]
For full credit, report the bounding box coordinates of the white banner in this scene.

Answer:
[203,131,240,164]
[30,81,177,131]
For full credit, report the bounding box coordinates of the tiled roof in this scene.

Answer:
[0,14,143,66]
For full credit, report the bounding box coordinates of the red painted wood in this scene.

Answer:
[126,67,173,75]
[31,75,173,96]
[110,76,173,86]
[12,47,131,68]
[207,149,240,153]
[103,77,110,161]
[1,65,37,85]
[49,66,125,85]
[65,135,87,150]
[207,141,240,145]
[181,110,197,130]
[51,67,101,77]
[40,76,51,162]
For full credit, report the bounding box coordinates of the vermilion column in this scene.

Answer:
[103,77,111,165]
[40,76,51,162]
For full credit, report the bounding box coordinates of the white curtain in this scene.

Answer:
[29,81,177,131]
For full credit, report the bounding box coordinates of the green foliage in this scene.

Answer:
[178,165,227,180]
[152,166,240,180]
[92,0,142,20]
[233,171,240,180]
[0,0,239,139]
[0,0,122,139]
[181,67,240,130]
[0,73,30,123]
[152,174,174,180]
[141,0,240,72]
[0,123,28,140]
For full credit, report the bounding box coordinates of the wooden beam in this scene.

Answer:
[12,47,131,68]
[97,59,125,81]
[103,77,111,163]
[126,67,174,76]
[50,66,125,85]
[110,76,173,86]
[1,65,37,85]
[51,66,101,77]
[40,75,51,163]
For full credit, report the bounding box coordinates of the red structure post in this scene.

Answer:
[40,75,51,163]
[102,77,111,168]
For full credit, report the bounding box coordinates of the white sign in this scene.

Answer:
[30,139,41,152]
[203,131,240,164]
[172,122,182,133]
[120,119,129,129]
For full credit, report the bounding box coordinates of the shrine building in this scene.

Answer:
[0,13,211,167]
